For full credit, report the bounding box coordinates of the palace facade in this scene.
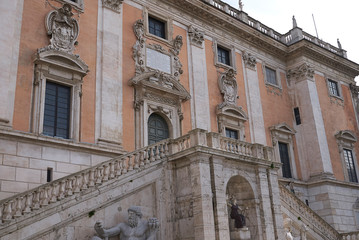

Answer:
[1,0,359,239]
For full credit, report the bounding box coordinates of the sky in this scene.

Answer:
[222,0,359,81]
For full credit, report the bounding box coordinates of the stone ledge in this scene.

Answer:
[0,129,126,156]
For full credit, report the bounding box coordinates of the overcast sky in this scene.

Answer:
[222,0,359,81]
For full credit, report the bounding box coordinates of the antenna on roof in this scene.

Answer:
[312,14,319,39]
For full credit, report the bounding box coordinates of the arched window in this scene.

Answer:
[148,113,169,144]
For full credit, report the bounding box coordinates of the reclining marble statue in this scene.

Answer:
[92,206,159,240]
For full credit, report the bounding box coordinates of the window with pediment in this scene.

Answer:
[131,19,190,148]
[270,123,297,179]
[335,130,359,183]
[32,3,88,141]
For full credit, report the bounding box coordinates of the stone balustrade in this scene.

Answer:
[341,231,359,240]
[280,184,340,240]
[0,129,274,227]
[0,139,170,226]
[202,0,347,58]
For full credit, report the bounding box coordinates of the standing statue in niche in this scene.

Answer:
[92,206,159,240]
[227,197,247,228]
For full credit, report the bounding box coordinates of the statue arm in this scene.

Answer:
[94,221,122,238]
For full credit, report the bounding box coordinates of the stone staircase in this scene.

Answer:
[0,129,357,239]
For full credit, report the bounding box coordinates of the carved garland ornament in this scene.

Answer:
[286,63,314,84]
[44,3,79,53]
[218,69,238,105]
[188,25,204,47]
[102,0,123,12]
[242,51,257,69]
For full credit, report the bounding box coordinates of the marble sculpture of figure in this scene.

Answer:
[92,206,159,240]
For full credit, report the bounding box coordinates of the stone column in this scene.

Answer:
[242,52,267,145]
[189,152,216,240]
[287,63,333,180]
[210,156,231,240]
[257,167,276,240]
[95,0,124,149]
[187,26,211,131]
[0,0,24,129]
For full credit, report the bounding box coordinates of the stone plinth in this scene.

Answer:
[230,227,251,240]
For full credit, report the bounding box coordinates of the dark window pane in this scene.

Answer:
[149,16,166,39]
[344,149,358,183]
[217,46,230,65]
[265,67,277,85]
[328,80,339,96]
[43,82,71,139]
[294,107,301,125]
[279,142,292,178]
[225,128,238,140]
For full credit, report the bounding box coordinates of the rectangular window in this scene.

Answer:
[344,149,358,183]
[148,16,166,39]
[265,67,277,85]
[294,107,301,125]
[225,128,238,139]
[43,82,71,139]
[328,79,340,97]
[279,142,292,178]
[47,168,53,182]
[217,46,230,66]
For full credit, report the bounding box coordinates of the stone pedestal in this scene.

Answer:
[230,227,251,240]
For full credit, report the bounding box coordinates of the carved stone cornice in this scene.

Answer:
[102,0,123,12]
[218,69,238,105]
[188,25,204,47]
[350,83,359,98]
[286,63,314,84]
[242,52,257,69]
[44,3,79,53]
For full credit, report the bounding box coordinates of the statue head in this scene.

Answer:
[128,206,143,228]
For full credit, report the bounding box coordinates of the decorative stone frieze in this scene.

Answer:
[102,0,123,12]
[188,25,204,47]
[43,3,79,53]
[218,69,238,105]
[242,51,257,69]
[286,63,314,84]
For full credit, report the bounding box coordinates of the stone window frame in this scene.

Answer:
[32,50,88,142]
[55,0,84,12]
[262,62,282,89]
[144,8,173,43]
[213,39,236,71]
[270,123,297,179]
[216,105,248,141]
[335,130,359,183]
[326,77,343,100]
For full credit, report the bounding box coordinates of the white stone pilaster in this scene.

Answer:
[0,0,24,128]
[187,33,211,132]
[294,77,333,178]
[243,61,267,145]
[189,154,216,240]
[95,0,123,148]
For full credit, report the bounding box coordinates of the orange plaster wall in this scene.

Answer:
[205,39,220,133]
[315,75,359,181]
[173,26,191,135]
[258,65,302,179]
[122,4,142,151]
[13,1,97,143]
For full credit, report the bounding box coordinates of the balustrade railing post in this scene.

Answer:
[23,194,32,213]
[50,184,58,203]
[3,201,12,222]
[14,197,23,218]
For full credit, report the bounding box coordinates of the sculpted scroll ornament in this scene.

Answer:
[242,52,257,69]
[45,3,79,53]
[102,0,123,12]
[286,63,314,84]
[188,25,204,47]
[218,69,238,105]
[133,20,146,74]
